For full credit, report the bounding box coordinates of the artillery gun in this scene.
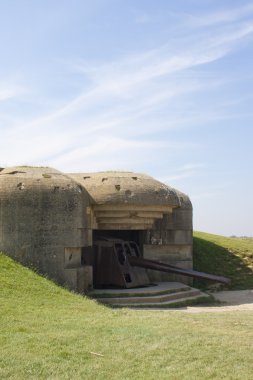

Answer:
[93,238,230,288]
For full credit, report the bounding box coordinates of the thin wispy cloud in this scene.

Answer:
[12,9,253,123]
[49,137,197,173]
[0,1,252,235]
[160,163,205,184]
[0,83,26,102]
[1,3,253,174]
[186,3,253,27]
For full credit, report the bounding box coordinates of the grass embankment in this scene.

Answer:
[193,232,253,290]
[1,251,253,380]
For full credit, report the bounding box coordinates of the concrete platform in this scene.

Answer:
[88,282,211,308]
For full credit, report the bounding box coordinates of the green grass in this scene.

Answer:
[113,295,215,309]
[1,251,253,380]
[193,231,253,290]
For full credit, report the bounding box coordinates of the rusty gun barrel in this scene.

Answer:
[128,256,230,284]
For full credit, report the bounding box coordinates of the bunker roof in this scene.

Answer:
[68,171,181,208]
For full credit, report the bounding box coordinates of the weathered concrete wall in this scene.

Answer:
[0,167,193,290]
[143,190,193,284]
[0,167,92,292]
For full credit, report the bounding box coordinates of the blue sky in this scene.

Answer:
[0,0,253,236]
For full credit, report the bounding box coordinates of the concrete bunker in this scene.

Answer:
[0,166,228,294]
[68,171,193,289]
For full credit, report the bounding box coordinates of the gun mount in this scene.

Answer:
[93,238,230,288]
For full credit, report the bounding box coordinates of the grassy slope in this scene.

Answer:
[193,231,253,289]
[1,252,253,380]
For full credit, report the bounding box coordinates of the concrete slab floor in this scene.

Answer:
[88,282,190,296]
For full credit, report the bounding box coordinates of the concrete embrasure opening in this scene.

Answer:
[93,230,146,252]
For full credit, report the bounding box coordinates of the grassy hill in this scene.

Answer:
[193,231,253,290]
[1,238,253,380]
